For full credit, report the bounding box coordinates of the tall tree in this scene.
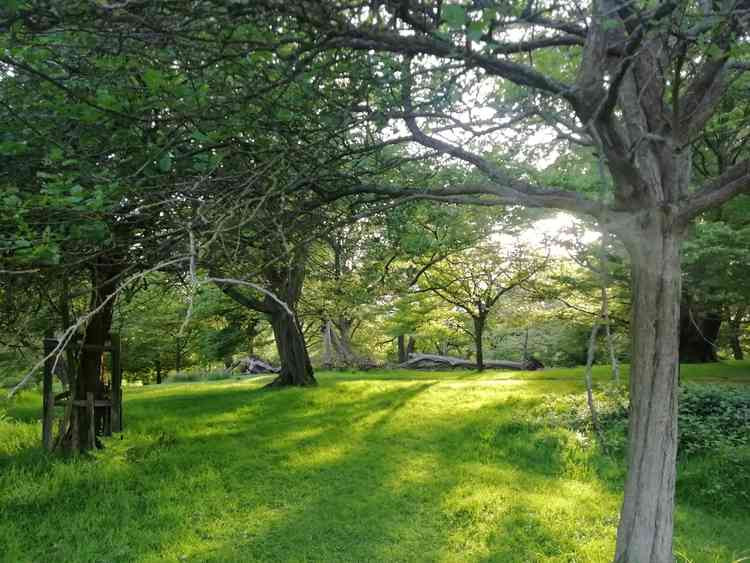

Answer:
[418,241,546,370]
[1,1,387,391]
[278,2,750,560]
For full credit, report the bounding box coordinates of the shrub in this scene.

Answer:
[166,370,233,384]
[678,384,750,455]
[535,383,750,457]
[166,371,203,383]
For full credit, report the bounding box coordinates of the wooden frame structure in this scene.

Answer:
[42,333,122,451]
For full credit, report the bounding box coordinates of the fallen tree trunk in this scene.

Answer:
[229,356,281,374]
[398,353,542,371]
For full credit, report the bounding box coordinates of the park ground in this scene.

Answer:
[1,364,749,562]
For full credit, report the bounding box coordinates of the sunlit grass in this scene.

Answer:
[1,364,749,562]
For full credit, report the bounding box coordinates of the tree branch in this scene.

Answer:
[680,159,750,221]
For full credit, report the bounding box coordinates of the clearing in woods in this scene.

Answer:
[1,364,749,562]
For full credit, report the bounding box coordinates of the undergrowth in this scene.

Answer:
[534,383,750,512]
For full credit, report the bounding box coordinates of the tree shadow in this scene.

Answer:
[176,390,614,561]
[2,377,741,561]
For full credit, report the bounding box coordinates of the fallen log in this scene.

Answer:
[230,357,281,374]
[398,353,543,371]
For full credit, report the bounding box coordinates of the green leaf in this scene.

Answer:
[706,43,724,59]
[2,0,19,15]
[143,68,164,91]
[0,140,28,155]
[467,22,484,42]
[158,153,173,172]
[442,5,466,29]
[3,194,21,207]
[48,147,64,161]
[191,130,210,142]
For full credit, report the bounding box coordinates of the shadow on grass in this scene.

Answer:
[2,378,603,562]
[177,386,606,561]
[3,374,745,562]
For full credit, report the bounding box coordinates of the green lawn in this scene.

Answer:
[1,364,749,562]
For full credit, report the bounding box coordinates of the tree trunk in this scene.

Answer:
[679,300,720,362]
[267,310,316,387]
[155,361,162,384]
[74,257,121,450]
[473,315,485,371]
[614,225,682,563]
[323,318,360,368]
[397,334,407,363]
[730,333,744,360]
[336,318,358,362]
[406,336,415,357]
[175,337,182,374]
[729,310,744,360]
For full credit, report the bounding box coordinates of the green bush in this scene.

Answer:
[676,446,750,511]
[166,371,203,383]
[533,383,750,514]
[535,383,750,457]
[679,384,750,455]
[166,370,232,384]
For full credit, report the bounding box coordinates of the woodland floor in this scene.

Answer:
[1,364,749,562]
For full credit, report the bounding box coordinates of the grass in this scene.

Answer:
[1,363,749,562]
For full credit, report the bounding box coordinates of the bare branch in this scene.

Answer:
[680,159,750,221]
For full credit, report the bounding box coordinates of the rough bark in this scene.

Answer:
[730,333,744,360]
[679,300,720,362]
[267,309,316,387]
[406,336,415,356]
[322,318,363,368]
[729,310,744,360]
[175,337,182,374]
[615,222,682,563]
[73,256,122,450]
[473,314,486,371]
[213,246,316,387]
[397,334,407,364]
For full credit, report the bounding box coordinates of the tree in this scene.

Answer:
[116,277,192,384]
[277,2,750,559]
[383,291,467,362]
[418,241,547,370]
[682,215,750,360]
[302,221,383,368]
[373,200,504,359]
[1,1,389,392]
[4,2,750,557]
[684,74,750,361]
[0,35,185,448]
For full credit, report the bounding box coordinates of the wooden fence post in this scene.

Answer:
[86,392,95,450]
[71,406,80,454]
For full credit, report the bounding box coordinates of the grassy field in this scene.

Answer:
[1,363,749,562]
